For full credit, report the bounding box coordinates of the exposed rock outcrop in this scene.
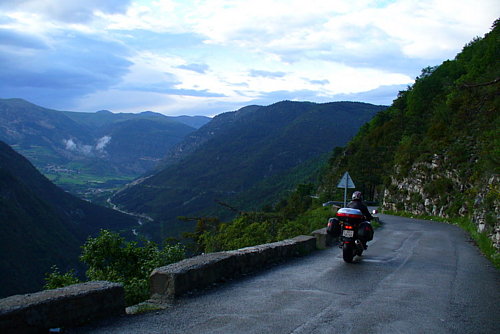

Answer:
[383,154,499,249]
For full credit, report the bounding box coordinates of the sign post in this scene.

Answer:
[337,172,356,207]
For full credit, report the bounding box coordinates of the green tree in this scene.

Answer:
[44,265,80,290]
[181,216,220,254]
[80,230,185,305]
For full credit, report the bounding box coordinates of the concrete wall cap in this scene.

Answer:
[0,281,122,313]
[151,252,233,275]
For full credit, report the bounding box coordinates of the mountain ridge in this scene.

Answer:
[0,98,209,198]
[113,100,386,239]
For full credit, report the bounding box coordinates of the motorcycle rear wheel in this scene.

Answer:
[342,243,355,263]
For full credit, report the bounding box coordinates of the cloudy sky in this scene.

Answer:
[0,0,498,116]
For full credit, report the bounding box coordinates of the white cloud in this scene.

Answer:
[367,0,498,59]
[96,135,111,151]
[63,138,77,151]
[188,0,498,62]
[63,138,93,155]
[1,0,498,115]
[0,0,132,23]
[95,0,183,32]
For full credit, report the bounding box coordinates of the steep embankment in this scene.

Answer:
[113,101,386,239]
[320,21,499,247]
[0,141,138,297]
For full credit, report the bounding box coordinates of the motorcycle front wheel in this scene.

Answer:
[342,243,355,263]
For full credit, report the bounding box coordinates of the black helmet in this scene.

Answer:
[352,191,362,200]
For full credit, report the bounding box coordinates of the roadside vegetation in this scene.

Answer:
[45,230,185,306]
[182,183,337,254]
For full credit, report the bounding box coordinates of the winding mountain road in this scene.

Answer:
[69,213,500,334]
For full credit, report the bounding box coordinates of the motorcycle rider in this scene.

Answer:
[347,191,373,221]
[346,191,373,249]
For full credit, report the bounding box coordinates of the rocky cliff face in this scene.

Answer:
[383,154,499,249]
[472,175,500,249]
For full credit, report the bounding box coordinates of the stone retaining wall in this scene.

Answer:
[150,235,317,301]
[311,227,335,249]
[0,230,332,331]
[0,281,124,334]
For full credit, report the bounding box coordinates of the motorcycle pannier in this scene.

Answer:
[358,221,374,241]
[326,217,341,237]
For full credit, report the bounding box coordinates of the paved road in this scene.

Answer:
[70,213,500,334]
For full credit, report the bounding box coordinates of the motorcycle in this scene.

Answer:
[328,208,374,263]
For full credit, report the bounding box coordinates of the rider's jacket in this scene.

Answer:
[346,200,373,221]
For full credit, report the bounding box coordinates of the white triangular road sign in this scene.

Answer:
[337,172,355,188]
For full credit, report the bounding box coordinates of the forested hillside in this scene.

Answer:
[0,141,138,297]
[320,20,499,248]
[113,101,385,239]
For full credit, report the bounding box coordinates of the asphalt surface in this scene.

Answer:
[69,213,500,334]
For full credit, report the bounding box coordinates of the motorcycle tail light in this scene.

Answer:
[344,225,353,229]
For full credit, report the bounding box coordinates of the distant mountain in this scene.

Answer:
[159,105,263,167]
[171,115,211,129]
[113,101,386,239]
[61,109,210,130]
[0,98,205,198]
[0,99,93,159]
[0,140,138,298]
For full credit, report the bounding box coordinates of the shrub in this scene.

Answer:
[44,265,80,290]
[277,220,307,240]
[80,230,185,305]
